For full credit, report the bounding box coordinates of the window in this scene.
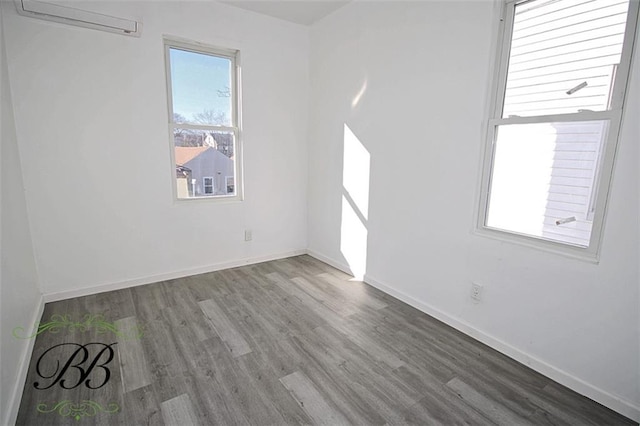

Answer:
[478,0,638,258]
[165,39,242,200]
[225,176,235,194]
[203,177,214,194]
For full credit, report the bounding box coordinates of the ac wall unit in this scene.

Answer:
[14,0,142,37]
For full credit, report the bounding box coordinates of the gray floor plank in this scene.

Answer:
[160,393,200,426]
[290,276,360,317]
[317,271,388,310]
[280,371,350,425]
[446,377,533,425]
[115,316,152,393]
[198,297,252,357]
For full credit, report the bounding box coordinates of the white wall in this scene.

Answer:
[1,1,309,297]
[0,3,43,424]
[308,0,639,420]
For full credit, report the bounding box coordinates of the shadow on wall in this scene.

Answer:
[340,123,370,280]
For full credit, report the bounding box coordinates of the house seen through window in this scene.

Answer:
[479,0,638,256]
[165,39,241,200]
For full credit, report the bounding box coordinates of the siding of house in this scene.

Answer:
[183,148,234,196]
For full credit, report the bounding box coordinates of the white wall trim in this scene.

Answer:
[43,249,307,302]
[306,250,640,423]
[4,295,45,426]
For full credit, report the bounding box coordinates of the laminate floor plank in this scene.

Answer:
[163,281,215,343]
[254,273,328,333]
[81,288,136,323]
[122,384,164,426]
[290,276,360,317]
[316,272,388,310]
[542,381,635,425]
[195,337,290,425]
[17,255,636,425]
[266,271,346,328]
[227,268,325,339]
[137,316,189,379]
[287,328,413,424]
[391,364,499,426]
[234,350,314,425]
[446,377,533,425]
[183,337,254,425]
[311,325,422,408]
[280,370,350,425]
[328,317,406,369]
[160,393,200,426]
[130,281,172,322]
[396,392,496,426]
[115,316,151,393]
[198,297,252,357]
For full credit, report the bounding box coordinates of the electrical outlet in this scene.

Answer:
[244,229,252,241]
[471,283,483,302]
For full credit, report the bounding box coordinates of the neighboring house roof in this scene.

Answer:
[175,146,211,166]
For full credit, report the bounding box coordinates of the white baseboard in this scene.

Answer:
[305,251,639,423]
[4,295,45,426]
[44,249,307,302]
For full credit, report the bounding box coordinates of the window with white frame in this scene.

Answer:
[478,0,638,257]
[225,176,235,194]
[165,39,242,200]
[203,177,214,194]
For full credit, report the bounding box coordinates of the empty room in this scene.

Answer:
[1,0,639,424]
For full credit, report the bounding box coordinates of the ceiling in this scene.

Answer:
[219,1,350,26]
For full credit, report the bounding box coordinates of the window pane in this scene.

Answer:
[503,0,630,117]
[174,129,236,198]
[169,48,232,126]
[486,120,609,247]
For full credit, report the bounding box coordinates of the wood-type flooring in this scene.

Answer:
[16,255,635,425]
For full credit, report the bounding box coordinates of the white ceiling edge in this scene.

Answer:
[219,1,350,26]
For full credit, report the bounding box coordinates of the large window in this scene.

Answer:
[165,39,242,200]
[478,0,638,258]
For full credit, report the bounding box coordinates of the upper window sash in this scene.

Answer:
[164,39,239,131]
[493,0,639,120]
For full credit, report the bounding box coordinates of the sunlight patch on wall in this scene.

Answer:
[340,124,370,280]
[351,77,368,110]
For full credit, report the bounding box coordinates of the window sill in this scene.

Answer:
[472,225,600,264]
[173,194,244,205]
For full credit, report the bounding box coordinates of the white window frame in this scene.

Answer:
[164,37,243,202]
[476,0,639,261]
[203,176,214,194]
